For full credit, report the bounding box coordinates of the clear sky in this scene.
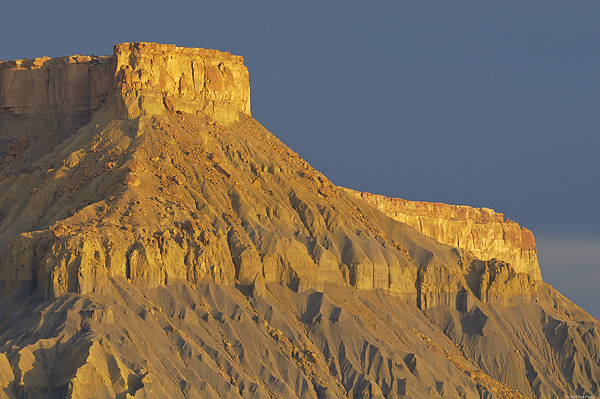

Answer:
[2,1,599,319]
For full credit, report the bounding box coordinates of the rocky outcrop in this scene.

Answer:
[344,189,541,280]
[0,54,113,113]
[0,54,113,164]
[0,42,250,164]
[112,42,250,122]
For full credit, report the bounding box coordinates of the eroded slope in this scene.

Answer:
[0,43,598,399]
[1,278,597,399]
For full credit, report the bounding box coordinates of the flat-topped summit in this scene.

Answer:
[0,42,250,164]
[0,42,250,121]
[112,42,250,121]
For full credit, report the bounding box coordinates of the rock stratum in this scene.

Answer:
[0,43,598,399]
[343,189,541,280]
[0,42,249,168]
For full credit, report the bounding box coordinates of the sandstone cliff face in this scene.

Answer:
[0,55,113,165]
[0,42,250,165]
[0,55,113,113]
[112,42,250,122]
[344,189,541,280]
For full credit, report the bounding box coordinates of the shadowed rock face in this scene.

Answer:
[0,43,598,399]
[0,54,113,167]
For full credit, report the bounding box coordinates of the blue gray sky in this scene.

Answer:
[2,1,599,319]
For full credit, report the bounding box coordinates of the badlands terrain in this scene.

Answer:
[0,42,598,398]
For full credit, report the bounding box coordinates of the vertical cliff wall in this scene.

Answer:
[112,42,250,121]
[344,188,541,280]
[0,42,251,165]
[0,55,113,112]
[0,55,114,163]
